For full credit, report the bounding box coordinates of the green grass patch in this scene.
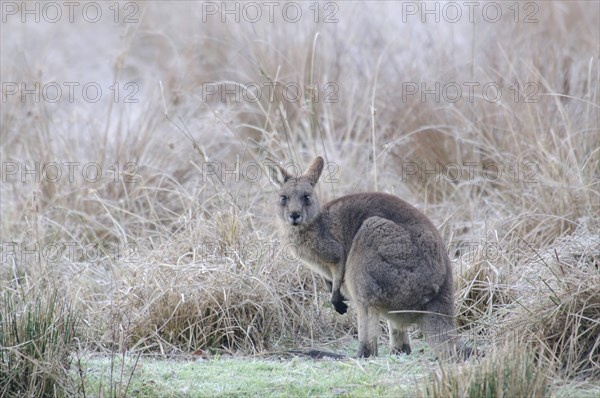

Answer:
[77,351,600,398]
[79,352,431,397]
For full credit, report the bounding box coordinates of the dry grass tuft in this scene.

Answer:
[504,240,600,379]
[105,215,354,355]
[453,228,600,380]
[455,249,512,329]
[420,344,551,398]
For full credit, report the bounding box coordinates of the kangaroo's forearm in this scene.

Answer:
[330,259,347,314]
[331,261,345,293]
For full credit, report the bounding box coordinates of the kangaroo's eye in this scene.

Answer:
[303,195,311,205]
[279,195,287,205]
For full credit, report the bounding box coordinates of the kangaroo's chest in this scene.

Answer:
[298,253,335,280]
[284,227,341,281]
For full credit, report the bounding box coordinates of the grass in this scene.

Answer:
[77,350,600,398]
[0,289,79,397]
[420,345,551,398]
[78,346,432,398]
[1,1,599,396]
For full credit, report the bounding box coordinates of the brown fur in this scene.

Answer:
[268,156,470,359]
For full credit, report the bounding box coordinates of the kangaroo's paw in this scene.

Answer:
[333,299,348,314]
[331,290,348,314]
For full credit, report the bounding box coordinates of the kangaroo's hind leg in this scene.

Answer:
[419,290,475,360]
[356,304,380,358]
[420,310,456,359]
[388,320,411,355]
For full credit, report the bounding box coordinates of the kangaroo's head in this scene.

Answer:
[267,156,325,227]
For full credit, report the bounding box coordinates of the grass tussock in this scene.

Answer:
[0,289,79,397]
[108,211,354,354]
[454,230,600,380]
[505,243,600,379]
[420,345,551,398]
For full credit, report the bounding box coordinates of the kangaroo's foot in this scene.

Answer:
[391,343,412,355]
[357,340,377,358]
[388,321,412,355]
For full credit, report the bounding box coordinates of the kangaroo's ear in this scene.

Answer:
[303,156,325,186]
[266,161,292,188]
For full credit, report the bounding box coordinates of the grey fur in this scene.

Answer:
[268,156,470,359]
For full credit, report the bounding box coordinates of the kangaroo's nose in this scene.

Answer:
[289,211,301,224]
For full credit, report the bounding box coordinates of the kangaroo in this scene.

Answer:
[268,156,470,359]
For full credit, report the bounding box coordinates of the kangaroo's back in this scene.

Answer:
[322,192,444,250]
